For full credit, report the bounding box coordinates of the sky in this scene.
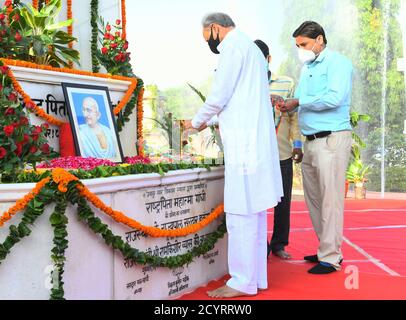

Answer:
[126,0,286,89]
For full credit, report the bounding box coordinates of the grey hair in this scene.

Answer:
[201,12,236,28]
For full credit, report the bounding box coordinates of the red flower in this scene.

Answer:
[15,143,23,157]
[116,19,121,25]
[5,108,15,115]
[110,42,118,49]
[115,31,121,37]
[23,134,30,144]
[0,65,9,74]
[33,126,42,134]
[4,125,14,137]
[0,147,6,159]
[123,42,129,50]
[114,53,122,62]
[7,92,18,102]
[41,123,49,130]
[15,32,22,42]
[19,116,29,125]
[101,47,108,55]
[40,143,50,154]
[5,0,12,7]
[25,100,36,110]
[32,134,39,141]
[12,14,20,22]
[30,146,38,154]
[106,24,111,32]
[0,14,5,21]
[104,32,111,40]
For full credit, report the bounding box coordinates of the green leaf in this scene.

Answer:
[46,19,73,31]
[49,213,68,226]
[18,224,32,237]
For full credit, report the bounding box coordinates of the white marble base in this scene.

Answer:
[0,167,227,300]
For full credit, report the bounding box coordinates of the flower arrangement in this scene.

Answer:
[0,61,56,182]
[96,16,144,150]
[37,155,151,170]
[0,1,29,61]
[98,19,131,76]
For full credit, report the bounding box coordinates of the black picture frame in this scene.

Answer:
[61,82,124,163]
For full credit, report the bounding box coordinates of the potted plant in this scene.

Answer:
[346,112,370,198]
[6,0,79,67]
[346,145,370,199]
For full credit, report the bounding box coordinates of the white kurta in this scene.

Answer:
[192,29,283,215]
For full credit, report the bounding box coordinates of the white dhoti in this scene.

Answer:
[226,211,268,294]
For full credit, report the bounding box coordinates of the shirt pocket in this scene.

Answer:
[306,70,328,96]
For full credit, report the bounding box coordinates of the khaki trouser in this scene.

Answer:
[302,130,352,269]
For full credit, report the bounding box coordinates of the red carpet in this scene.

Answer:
[178,199,406,300]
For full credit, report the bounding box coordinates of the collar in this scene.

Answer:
[218,28,237,52]
[312,47,328,64]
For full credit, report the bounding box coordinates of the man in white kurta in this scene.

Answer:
[184,13,283,298]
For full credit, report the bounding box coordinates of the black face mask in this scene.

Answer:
[207,27,220,54]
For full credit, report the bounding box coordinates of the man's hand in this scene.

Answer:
[181,120,207,132]
[292,148,303,163]
[280,98,299,113]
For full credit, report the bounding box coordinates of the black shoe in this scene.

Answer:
[308,262,337,274]
[304,254,344,265]
[304,254,319,263]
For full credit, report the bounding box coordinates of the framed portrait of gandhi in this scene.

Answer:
[62,83,124,163]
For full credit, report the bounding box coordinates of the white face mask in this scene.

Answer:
[297,41,318,65]
[298,48,316,64]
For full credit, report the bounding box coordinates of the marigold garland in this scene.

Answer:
[76,183,224,238]
[1,58,138,126]
[51,168,79,193]
[0,177,50,227]
[67,0,73,68]
[121,0,126,39]
[32,0,38,9]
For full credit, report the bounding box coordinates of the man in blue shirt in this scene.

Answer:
[280,21,353,274]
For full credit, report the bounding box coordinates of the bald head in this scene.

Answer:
[82,97,100,128]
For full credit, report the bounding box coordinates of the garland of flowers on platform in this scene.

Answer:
[67,0,73,68]
[15,156,219,183]
[90,0,100,73]
[121,0,126,40]
[0,168,226,300]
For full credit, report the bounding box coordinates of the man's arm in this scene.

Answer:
[289,111,303,163]
[288,81,303,163]
[191,46,243,129]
